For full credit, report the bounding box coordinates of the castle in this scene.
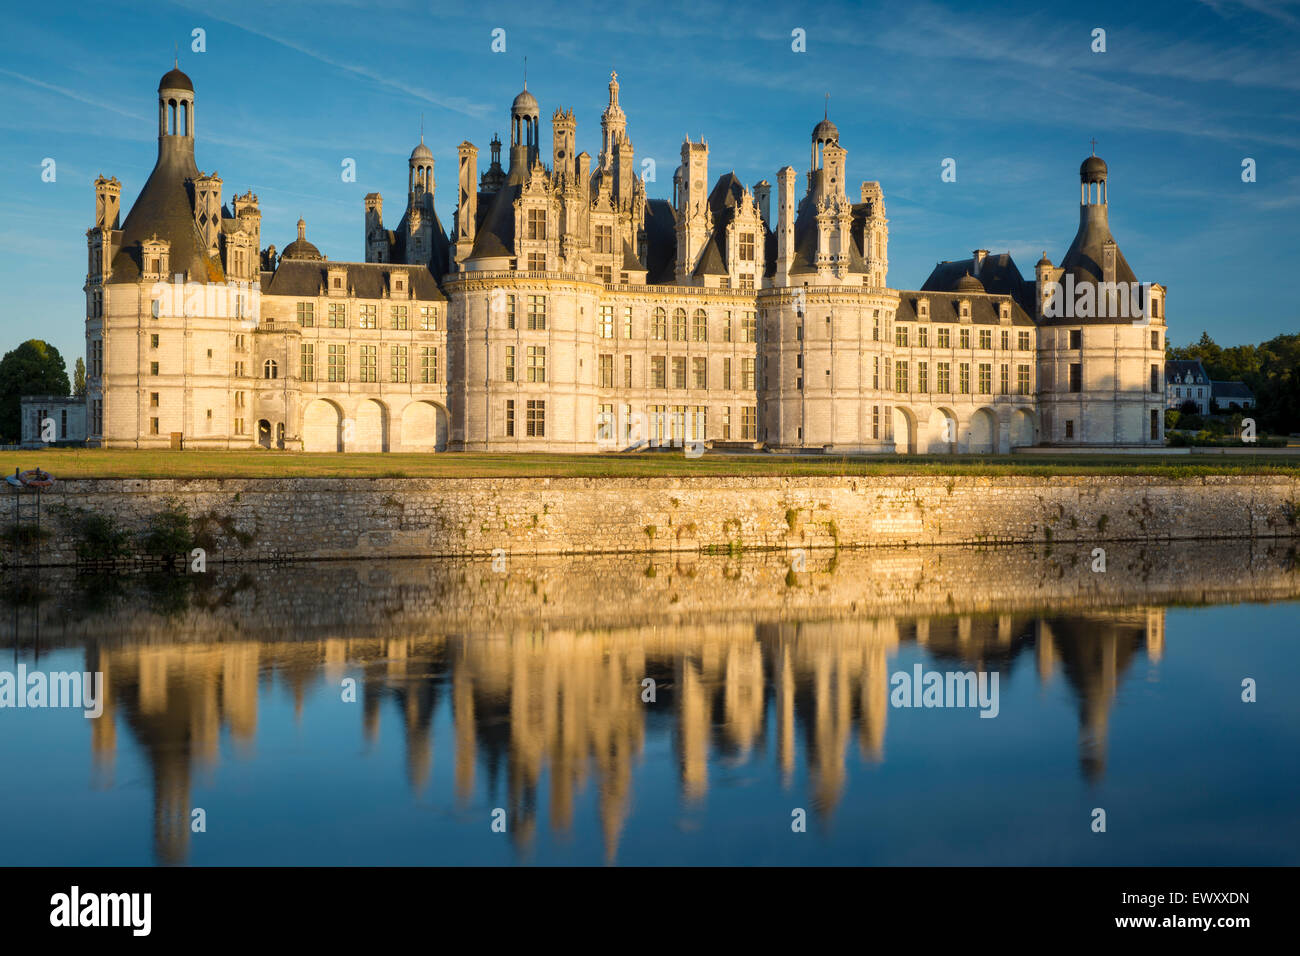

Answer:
[82,65,1169,454]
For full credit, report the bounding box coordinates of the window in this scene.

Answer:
[918,327,928,347]
[624,354,634,387]
[1150,364,1160,393]
[673,308,687,341]
[741,406,757,441]
[328,344,347,382]
[233,417,244,436]
[980,329,992,349]
[999,363,1009,394]
[359,304,377,329]
[328,303,346,328]
[873,313,880,341]
[150,361,159,376]
[1069,363,1082,392]
[1069,329,1082,349]
[623,307,633,339]
[652,356,667,388]
[594,224,612,252]
[917,361,928,393]
[1017,365,1030,395]
[297,302,314,327]
[693,357,708,389]
[505,346,515,382]
[937,327,951,348]
[672,357,687,389]
[688,406,707,441]
[390,345,408,383]
[937,362,950,393]
[872,405,880,439]
[895,361,908,393]
[741,312,757,343]
[506,295,516,329]
[526,400,545,437]
[1065,419,1075,439]
[873,356,879,389]
[1018,330,1031,351]
[959,363,970,394]
[148,391,159,408]
[597,403,615,442]
[978,363,991,394]
[390,305,408,330]
[599,354,614,388]
[741,357,756,390]
[527,295,546,330]
[420,306,438,331]
[505,400,515,437]
[599,306,614,339]
[692,309,708,342]
[421,346,439,384]
[959,329,970,350]
[652,307,667,340]
[722,406,732,440]
[739,233,755,261]
[739,274,754,291]
[896,326,908,347]
[360,346,377,383]
[723,357,733,389]
[301,343,315,382]
[1151,409,1159,440]
[1151,331,1160,350]
[528,252,547,272]
[527,345,546,383]
[150,417,159,435]
[885,358,892,391]
[150,333,159,349]
[234,361,245,377]
[527,208,547,240]
[1000,330,1009,350]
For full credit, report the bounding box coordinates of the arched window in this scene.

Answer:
[168,99,177,135]
[179,101,188,136]
[652,307,667,340]
[264,359,278,379]
[692,308,708,342]
[673,308,687,341]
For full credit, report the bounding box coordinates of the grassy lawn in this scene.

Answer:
[2,447,1299,479]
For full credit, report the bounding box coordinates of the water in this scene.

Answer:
[1,541,1297,866]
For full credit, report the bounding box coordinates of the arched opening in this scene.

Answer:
[167,99,177,135]
[1011,409,1035,449]
[351,399,388,453]
[263,359,278,379]
[969,408,997,454]
[275,422,285,449]
[891,406,917,455]
[925,408,958,454]
[180,100,189,136]
[303,399,343,453]
[400,401,449,453]
[257,419,272,449]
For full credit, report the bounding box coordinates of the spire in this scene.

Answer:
[297,217,306,241]
[523,55,527,90]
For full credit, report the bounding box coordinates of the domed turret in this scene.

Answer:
[812,117,838,145]
[281,217,323,260]
[158,66,193,93]
[955,271,984,293]
[1080,154,1108,182]
[509,80,539,169]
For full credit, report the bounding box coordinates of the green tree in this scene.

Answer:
[0,340,70,442]
[74,357,86,397]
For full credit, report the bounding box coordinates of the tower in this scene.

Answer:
[510,83,539,170]
[599,71,627,172]
[552,108,576,182]
[674,137,709,281]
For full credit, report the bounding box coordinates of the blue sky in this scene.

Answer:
[2,0,1298,373]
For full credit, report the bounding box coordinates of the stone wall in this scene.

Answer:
[3,474,1298,568]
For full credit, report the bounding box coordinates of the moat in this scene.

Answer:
[1,541,1297,865]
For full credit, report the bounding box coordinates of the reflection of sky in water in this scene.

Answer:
[1,574,1297,866]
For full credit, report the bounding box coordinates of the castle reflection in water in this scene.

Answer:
[6,540,1297,864]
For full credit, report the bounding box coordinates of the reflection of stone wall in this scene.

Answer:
[4,474,1299,567]
[12,539,1298,648]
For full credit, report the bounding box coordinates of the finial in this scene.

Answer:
[1090,137,1097,155]
[174,42,178,69]
[824,92,829,120]
[420,113,424,144]
[523,56,527,90]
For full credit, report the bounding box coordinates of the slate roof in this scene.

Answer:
[643,199,677,284]
[921,253,1035,313]
[1212,380,1254,400]
[262,260,445,301]
[108,142,223,285]
[894,290,1035,326]
[1165,360,1208,385]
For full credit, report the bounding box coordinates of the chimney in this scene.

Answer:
[753,180,771,230]
[454,141,478,266]
[776,166,796,283]
[972,249,988,277]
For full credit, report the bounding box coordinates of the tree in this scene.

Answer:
[74,357,86,397]
[0,340,70,442]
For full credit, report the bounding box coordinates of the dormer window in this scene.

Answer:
[917,299,929,320]
[999,302,1011,321]
[327,267,347,294]
[959,300,970,319]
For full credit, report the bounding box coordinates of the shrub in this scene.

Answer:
[140,503,193,557]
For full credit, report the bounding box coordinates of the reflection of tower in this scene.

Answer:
[1145,609,1165,664]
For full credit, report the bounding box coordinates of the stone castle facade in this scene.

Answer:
[83,66,1169,454]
